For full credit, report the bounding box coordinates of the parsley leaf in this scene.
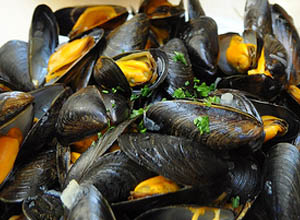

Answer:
[194,116,210,135]
[130,106,151,119]
[112,88,117,93]
[204,96,220,107]
[141,85,152,97]
[232,196,240,209]
[138,119,147,133]
[102,90,109,94]
[173,88,186,98]
[173,51,188,66]
[130,94,140,101]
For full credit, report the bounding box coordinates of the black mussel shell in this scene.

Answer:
[47,28,105,90]
[102,13,150,57]
[271,4,300,85]
[79,150,154,203]
[145,100,264,151]
[0,91,33,127]
[113,48,169,95]
[244,0,273,38]
[227,155,261,203]
[16,84,72,161]
[93,56,132,98]
[181,16,219,81]
[217,74,282,100]
[263,34,288,86]
[162,38,194,96]
[56,86,109,145]
[0,40,34,91]
[54,5,128,38]
[118,132,228,186]
[211,89,261,121]
[56,142,71,190]
[29,4,58,88]
[23,190,64,220]
[64,118,136,187]
[187,0,205,21]
[135,205,234,220]
[0,149,57,203]
[251,99,300,145]
[101,92,131,125]
[261,143,300,219]
[64,183,116,220]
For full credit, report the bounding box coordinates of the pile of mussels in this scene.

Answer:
[1,0,300,219]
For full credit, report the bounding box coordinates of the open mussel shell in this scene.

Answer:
[135,205,234,220]
[0,91,33,126]
[22,190,64,220]
[0,149,57,203]
[162,38,194,96]
[112,185,228,220]
[251,99,300,146]
[181,16,219,81]
[56,85,109,145]
[0,40,34,91]
[93,56,131,98]
[263,34,288,86]
[102,13,150,57]
[244,0,273,38]
[118,132,228,186]
[145,100,264,151]
[260,143,300,219]
[64,117,137,187]
[29,4,58,88]
[217,74,282,100]
[77,150,154,203]
[46,28,105,89]
[271,4,300,85]
[113,48,169,95]
[16,84,72,161]
[218,32,256,75]
[63,183,116,220]
[0,92,34,138]
[54,5,128,38]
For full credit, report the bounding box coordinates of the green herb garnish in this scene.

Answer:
[173,51,188,66]
[204,96,220,107]
[110,100,116,108]
[137,119,147,133]
[161,98,167,101]
[130,106,151,119]
[231,196,240,209]
[97,132,103,139]
[130,94,140,101]
[141,85,152,97]
[194,116,210,135]
[112,88,117,93]
[193,77,216,97]
[184,81,190,86]
[102,90,109,94]
[173,88,186,98]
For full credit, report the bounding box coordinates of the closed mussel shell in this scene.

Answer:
[187,0,206,21]
[162,38,194,96]
[102,13,150,57]
[261,143,300,219]
[145,100,264,151]
[0,149,57,203]
[56,85,109,145]
[181,16,219,80]
[29,4,58,88]
[135,205,234,220]
[118,132,228,186]
[0,40,34,91]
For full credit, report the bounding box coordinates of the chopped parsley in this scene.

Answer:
[161,98,167,101]
[193,78,216,97]
[194,116,210,135]
[232,196,240,209]
[130,106,151,119]
[141,85,152,97]
[204,96,220,107]
[184,81,190,86]
[173,51,188,66]
[130,94,140,101]
[173,88,186,98]
[137,119,147,133]
[110,100,116,108]
[102,90,109,94]
[112,88,117,93]
[97,132,103,139]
